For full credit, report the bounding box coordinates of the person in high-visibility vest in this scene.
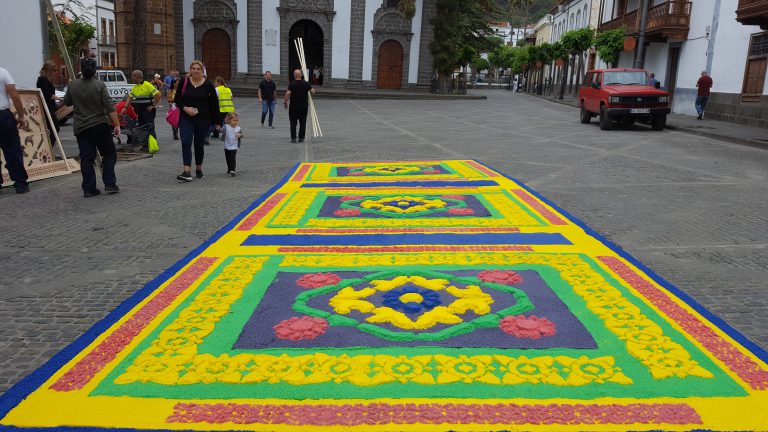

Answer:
[211,77,234,138]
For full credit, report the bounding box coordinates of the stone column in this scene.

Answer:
[248,0,263,78]
[417,0,435,85]
[347,0,365,85]
[175,0,185,71]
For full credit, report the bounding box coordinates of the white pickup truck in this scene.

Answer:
[55,70,137,124]
[94,70,135,101]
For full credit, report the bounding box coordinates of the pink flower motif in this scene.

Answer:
[347,171,365,176]
[477,270,524,285]
[500,315,556,339]
[333,208,362,217]
[447,208,475,215]
[421,170,440,174]
[297,272,342,289]
[441,195,466,200]
[274,316,328,341]
[339,195,365,201]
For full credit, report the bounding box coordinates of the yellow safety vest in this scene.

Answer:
[217,86,235,112]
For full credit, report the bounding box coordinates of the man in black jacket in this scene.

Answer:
[283,69,316,143]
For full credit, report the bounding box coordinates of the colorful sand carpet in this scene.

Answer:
[1,160,767,431]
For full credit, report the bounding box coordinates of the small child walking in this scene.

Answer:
[221,112,242,176]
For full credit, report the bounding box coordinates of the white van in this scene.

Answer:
[94,70,134,101]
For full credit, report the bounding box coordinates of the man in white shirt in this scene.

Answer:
[0,66,30,194]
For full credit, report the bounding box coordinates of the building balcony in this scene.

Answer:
[599,1,691,41]
[99,35,116,46]
[736,0,768,30]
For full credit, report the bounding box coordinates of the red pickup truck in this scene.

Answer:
[578,68,670,131]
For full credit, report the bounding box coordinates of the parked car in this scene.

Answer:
[94,70,134,101]
[578,68,670,131]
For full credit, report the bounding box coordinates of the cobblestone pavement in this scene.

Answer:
[1,90,766,394]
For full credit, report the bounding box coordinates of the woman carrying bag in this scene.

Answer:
[174,60,220,182]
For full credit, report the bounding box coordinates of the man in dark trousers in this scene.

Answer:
[284,69,316,143]
[258,71,277,128]
[695,70,713,120]
[0,66,30,194]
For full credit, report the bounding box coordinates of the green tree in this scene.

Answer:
[397,0,417,19]
[472,57,490,73]
[49,15,96,72]
[595,28,626,68]
[430,0,500,91]
[559,27,594,98]
[511,46,529,75]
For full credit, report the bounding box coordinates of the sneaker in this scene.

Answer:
[15,186,30,194]
[177,171,193,182]
[196,170,204,179]
[291,138,297,143]
[83,189,101,198]
[697,114,703,120]
[298,139,305,143]
[105,185,120,194]
[229,171,236,177]
[269,125,274,129]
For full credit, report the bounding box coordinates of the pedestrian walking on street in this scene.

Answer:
[63,61,121,197]
[151,74,165,92]
[211,76,234,139]
[284,69,315,143]
[221,112,243,176]
[258,71,277,128]
[0,66,30,194]
[695,71,713,120]
[175,60,221,182]
[125,70,161,141]
[37,61,61,136]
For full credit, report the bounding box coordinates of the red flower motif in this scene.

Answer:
[347,171,365,176]
[441,195,466,200]
[447,208,474,215]
[421,170,440,174]
[477,270,524,285]
[333,209,362,217]
[274,316,328,341]
[297,272,342,289]
[500,315,556,339]
[339,195,365,201]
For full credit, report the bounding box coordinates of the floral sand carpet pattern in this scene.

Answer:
[1,160,767,431]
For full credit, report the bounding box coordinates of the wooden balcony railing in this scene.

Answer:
[599,1,691,40]
[736,0,768,29]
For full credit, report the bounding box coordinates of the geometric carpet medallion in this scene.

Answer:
[1,160,766,430]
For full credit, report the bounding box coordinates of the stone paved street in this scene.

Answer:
[1,90,767,394]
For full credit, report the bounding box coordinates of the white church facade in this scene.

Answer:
[175,0,438,88]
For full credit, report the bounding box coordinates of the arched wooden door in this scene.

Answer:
[377,40,404,90]
[202,29,231,80]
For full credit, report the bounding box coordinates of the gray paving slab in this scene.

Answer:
[0,90,766,395]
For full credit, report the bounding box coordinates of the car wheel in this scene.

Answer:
[651,115,667,131]
[580,103,591,124]
[599,105,612,130]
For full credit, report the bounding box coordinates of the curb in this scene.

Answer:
[522,92,768,150]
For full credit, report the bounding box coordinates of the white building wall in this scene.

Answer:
[183,0,194,69]
[361,0,378,81]
[332,0,351,79]
[643,42,668,85]
[262,0,280,74]
[408,0,423,84]
[672,0,715,114]
[0,0,44,89]
[237,0,247,73]
[709,0,764,94]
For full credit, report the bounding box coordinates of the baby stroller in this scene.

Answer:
[116,113,152,152]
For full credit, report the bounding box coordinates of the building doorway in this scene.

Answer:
[202,29,231,80]
[666,45,681,104]
[289,20,324,83]
[377,40,404,89]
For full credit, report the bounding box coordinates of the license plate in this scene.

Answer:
[630,108,650,114]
